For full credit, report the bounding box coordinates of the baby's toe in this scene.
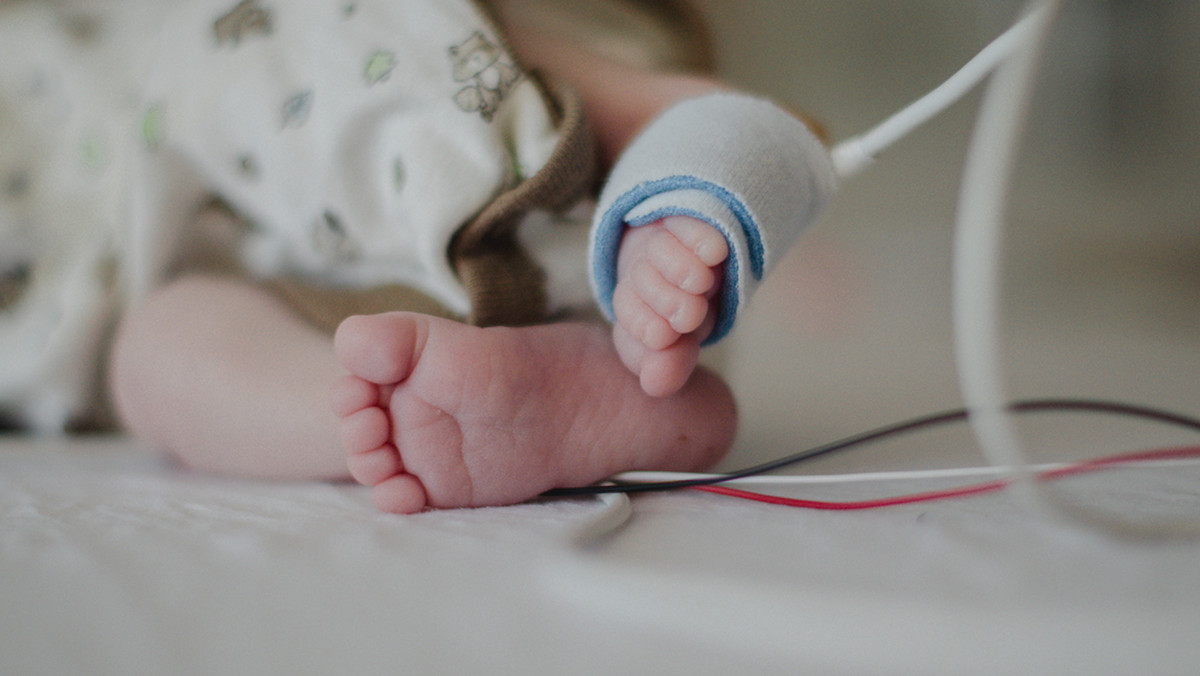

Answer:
[331,374,379,418]
[339,406,390,455]
[662,216,729,268]
[630,263,710,334]
[347,443,404,486]
[334,312,424,385]
[646,228,717,296]
[638,335,702,398]
[372,474,428,514]
[612,281,679,351]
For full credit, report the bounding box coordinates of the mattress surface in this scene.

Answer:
[4,436,1200,675]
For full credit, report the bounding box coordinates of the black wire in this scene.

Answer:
[541,398,1200,497]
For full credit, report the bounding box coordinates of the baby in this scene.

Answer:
[2,0,834,513]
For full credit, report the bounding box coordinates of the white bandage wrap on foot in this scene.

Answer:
[589,92,837,344]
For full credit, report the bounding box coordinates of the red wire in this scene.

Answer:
[690,445,1200,510]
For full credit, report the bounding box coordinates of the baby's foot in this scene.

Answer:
[611,216,729,397]
[332,312,736,513]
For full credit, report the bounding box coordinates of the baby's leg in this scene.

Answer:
[333,312,736,513]
[611,216,729,397]
[110,275,349,479]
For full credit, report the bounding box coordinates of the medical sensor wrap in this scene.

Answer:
[589,92,837,344]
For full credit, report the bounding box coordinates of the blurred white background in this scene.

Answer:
[688,1,1200,472]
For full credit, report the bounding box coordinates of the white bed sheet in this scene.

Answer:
[4,435,1200,675]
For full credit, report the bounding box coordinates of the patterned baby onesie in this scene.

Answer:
[0,0,596,431]
[130,0,596,321]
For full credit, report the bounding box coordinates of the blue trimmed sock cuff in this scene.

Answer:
[589,92,837,344]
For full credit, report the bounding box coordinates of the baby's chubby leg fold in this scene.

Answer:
[109,275,351,480]
[332,311,737,513]
[611,215,729,397]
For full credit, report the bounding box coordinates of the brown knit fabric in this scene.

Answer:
[449,76,597,326]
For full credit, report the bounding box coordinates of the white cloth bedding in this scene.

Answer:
[4,435,1200,675]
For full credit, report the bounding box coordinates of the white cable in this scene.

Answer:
[616,465,1067,486]
[831,8,1047,179]
[951,0,1200,539]
[952,0,1059,513]
[617,457,1200,489]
